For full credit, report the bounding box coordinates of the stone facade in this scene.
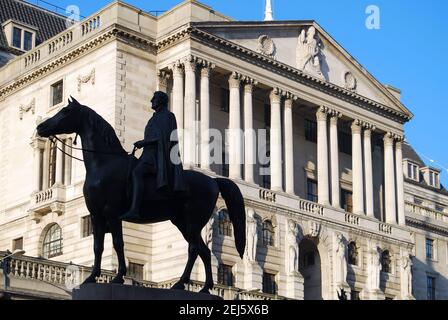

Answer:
[0,0,445,300]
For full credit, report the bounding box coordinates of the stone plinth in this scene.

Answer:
[72,283,223,300]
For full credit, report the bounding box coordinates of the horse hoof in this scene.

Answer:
[111,276,124,284]
[199,288,210,294]
[171,281,185,290]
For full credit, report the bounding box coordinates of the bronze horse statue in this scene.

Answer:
[36,97,246,293]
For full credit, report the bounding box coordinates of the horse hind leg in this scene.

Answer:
[109,219,127,284]
[197,236,213,294]
[171,243,198,290]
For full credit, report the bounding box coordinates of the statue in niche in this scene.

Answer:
[245,208,258,263]
[335,234,348,285]
[286,220,300,274]
[368,246,382,291]
[296,26,324,79]
[401,254,413,298]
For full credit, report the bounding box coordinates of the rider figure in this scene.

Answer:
[120,91,186,220]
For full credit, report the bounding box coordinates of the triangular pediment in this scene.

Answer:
[194,21,412,117]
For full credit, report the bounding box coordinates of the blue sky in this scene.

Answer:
[31,0,448,184]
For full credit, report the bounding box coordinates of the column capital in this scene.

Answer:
[30,136,46,150]
[316,106,328,121]
[157,70,171,90]
[183,55,198,72]
[199,61,216,78]
[351,120,362,134]
[383,132,394,146]
[228,72,242,88]
[269,88,283,103]
[285,92,298,102]
[168,60,184,76]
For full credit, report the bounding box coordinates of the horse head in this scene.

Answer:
[36,96,83,138]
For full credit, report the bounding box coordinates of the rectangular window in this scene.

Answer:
[427,276,436,300]
[12,237,23,251]
[128,262,144,280]
[338,131,352,155]
[407,163,419,181]
[220,88,229,112]
[51,80,63,106]
[429,172,434,186]
[217,264,234,287]
[12,27,22,48]
[24,31,33,50]
[426,238,434,260]
[305,119,317,143]
[262,272,277,295]
[306,179,318,203]
[351,290,360,300]
[341,189,353,213]
[81,216,93,238]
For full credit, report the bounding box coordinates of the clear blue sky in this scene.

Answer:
[31,0,448,184]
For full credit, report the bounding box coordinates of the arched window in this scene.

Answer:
[348,242,358,266]
[42,224,63,258]
[381,250,391,273]
[218,209,232,237]
[262,220,275,246]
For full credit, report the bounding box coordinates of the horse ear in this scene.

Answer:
[68,97,72,104]
[70,95,80,105]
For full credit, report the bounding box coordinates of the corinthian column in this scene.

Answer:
[364,126,375,218]
[228,73,243,180]
[31,138,45,192]
[284,94,296,194]
[244,79,257,184]
[270,89,283,192]
[384,133,397,224]
[329,112,341,208]
[170,62,184,161]
[156,70,170,93]
[200,62,214,171]
[55,140,64,185]
[396,138,405,226]
[316,107,329,205]
[183,57,197,168]
[351,121,364,214]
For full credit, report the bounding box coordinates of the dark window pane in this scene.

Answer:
[307,179,318,202]
[48,141,57,187]
[218,264,234,287]
[13,237,23,251]
[381,250,391,273]
[24,31,33,50]
[264,104,271,128]
[338,131,352,155]
[13,27,21,48]
[341,189,353,213]
[51,80,63,106]
[426,239,434,260]
[82,216,93,238]
[218,209,232,237]
[220,88,229,112]
[427,276,436,300]
[262,272,277,295]
[128,262,144,280]
[43,224,63,258]
[305,119,317,143]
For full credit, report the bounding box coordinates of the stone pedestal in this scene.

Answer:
[286,272,304,300]
[72,283,223,300]
[240,261,263,291]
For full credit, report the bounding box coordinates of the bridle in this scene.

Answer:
[49,135,137,162]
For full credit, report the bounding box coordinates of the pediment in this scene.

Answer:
[194,21,412,117]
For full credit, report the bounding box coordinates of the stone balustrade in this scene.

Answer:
[405,201,448,224]
[298,199,324,216]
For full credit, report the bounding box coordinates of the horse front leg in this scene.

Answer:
[82,215,106,284]
[108,219,127,284]
[172,243,198,290]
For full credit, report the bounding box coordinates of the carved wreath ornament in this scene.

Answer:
[344,71,357,91]
[77,68,95,92]
[258,35,276,58]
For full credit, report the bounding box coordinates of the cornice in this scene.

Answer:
[189,27,411,124]
[406,217,448,237]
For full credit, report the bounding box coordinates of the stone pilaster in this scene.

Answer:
[156,70,171,93]
[284,93,297,194]
[316,107,329,205]
[199,61,215,171]
[183,56,197,168]
[384,133,397,224]
[169,61,184,162]
[363,124,376,218]
[395,137,405,226]
[270,88,283,192]
[329,110,341,208]
[243,78,257,184]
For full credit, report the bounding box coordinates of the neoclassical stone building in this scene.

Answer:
[0,0,445,300]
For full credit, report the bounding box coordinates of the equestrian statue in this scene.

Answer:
[36,92,246,294]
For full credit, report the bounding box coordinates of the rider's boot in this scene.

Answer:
[120,175,144,220]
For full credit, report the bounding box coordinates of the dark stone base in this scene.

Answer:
[72,283,223,300]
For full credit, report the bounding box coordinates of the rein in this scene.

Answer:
[50,135,136,162]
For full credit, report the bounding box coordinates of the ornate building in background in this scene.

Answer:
[0,0,446,300]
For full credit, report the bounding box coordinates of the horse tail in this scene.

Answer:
[215,178,246,259]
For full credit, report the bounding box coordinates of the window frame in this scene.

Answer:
[50,79,64,108]
[217,264,234,287]
[42,224,63,259]
[381,250,392,274]
[426,276,436,300]
[262,272,277,295]
[262,220,275,247]
[128,262,144,280]
[218,209,232,237]
[305,119,317,143]
[12,237,24,251]
[12,26,22,49]
[407,162,419,181]
[347,241,358,266]
[426,238,435,261]
[81,215,93,238]
[306,179,318,203]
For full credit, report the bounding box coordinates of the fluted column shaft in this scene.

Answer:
[171,63,184,161]
[200,65,212,171]
[316,108,329,205]
[31,139,44,192]
[284,98,295,194]
[228,74,242,180]
[329,114,340,208]
[351,121,364,214]
[55,140,64,185]
[270,90,283,192]
[244,83,255,184]
[384,134,397,224]
[396,140,405,226]
[364,129,374,218]
[184,59,197,167]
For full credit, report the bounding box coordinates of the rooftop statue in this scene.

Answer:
[36,92,246,294]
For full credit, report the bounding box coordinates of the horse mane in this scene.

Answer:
[80,105,126,153]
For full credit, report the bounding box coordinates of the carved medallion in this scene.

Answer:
[343,71,357,91]
[258,35,276,58]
